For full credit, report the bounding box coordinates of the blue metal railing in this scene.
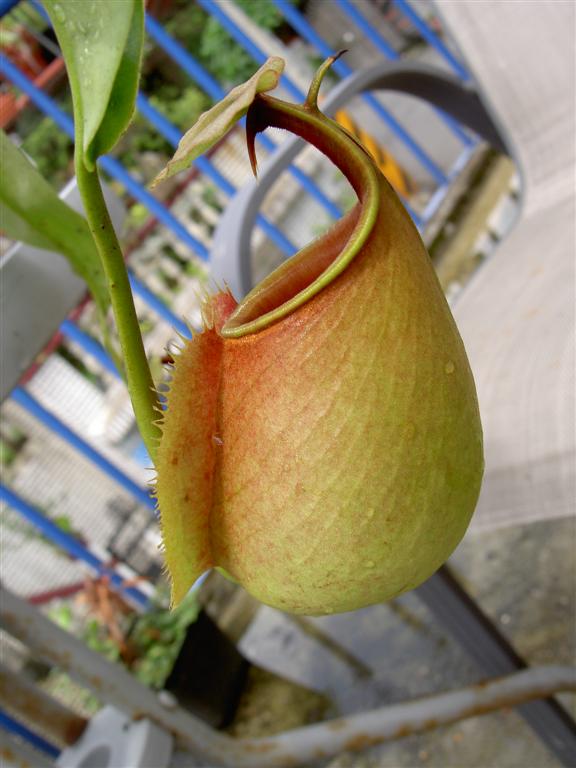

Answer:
[128,275,192,339]
[60,320,121,378]
[0,485,150,608]
[0,0,19,14]
[335,0,473,145]
[0,709,60,759]
[393,0,470,81]
[11,388,157,514]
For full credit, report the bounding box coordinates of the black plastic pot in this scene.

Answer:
[164,609,250,728]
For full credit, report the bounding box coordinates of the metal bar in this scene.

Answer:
[253,132,342,219]
[15,5,61,59]
[136,93,296,257]
[0,0,20,17]
[393,0,470,81]
[0,487,149,609]
[272,0,447,184]
[338,0,399,60]
[60,319,121,378]
[128,274,192,339]
[419,141,477,227]
[61,272,192,354]
[11,387,156,513]
[0,664,87,747]
[145,13,228,102]
[417,567,576,766]
[144,12,342,220]
[0,584,235,765]
[0,56,210,260]
[335,0,473,145]
[3,586,575,767]
[28,580,87,605]
[103,155,210,259]
[0,726,55,768]
[0,709,59,759]
[252,666,576,765]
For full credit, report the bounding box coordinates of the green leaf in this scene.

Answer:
[44,0,144,170]
[150,57,285,188]
[0,130,109,318]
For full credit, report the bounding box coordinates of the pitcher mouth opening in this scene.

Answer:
[219,94,381,340]
[221,204,362,337]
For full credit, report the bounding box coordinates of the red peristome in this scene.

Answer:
[204,289,238,332]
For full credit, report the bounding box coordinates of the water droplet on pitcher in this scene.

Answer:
[366,508,375,519]
[445,360,455,375]
[366,560,375,569]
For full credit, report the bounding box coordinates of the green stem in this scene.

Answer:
[75,156,161,462]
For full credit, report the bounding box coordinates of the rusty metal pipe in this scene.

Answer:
[0,664,87,747]
[0,728,54,768]
[1,584,238,765]
[2,585,574,767]
[241,665,576,765]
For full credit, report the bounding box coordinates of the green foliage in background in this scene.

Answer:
[164,0,299,86]
[118,84,211,172]
[48,589,201,693]
[20,116,74,189]
[150,84,211,132]
[129,592,201,688]
[83,617,122,662]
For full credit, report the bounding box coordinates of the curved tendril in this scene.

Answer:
[304,49,347,111]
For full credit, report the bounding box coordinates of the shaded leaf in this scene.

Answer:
[151,57,284,188]
[44,0,144,170]
[0,130,109,318]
